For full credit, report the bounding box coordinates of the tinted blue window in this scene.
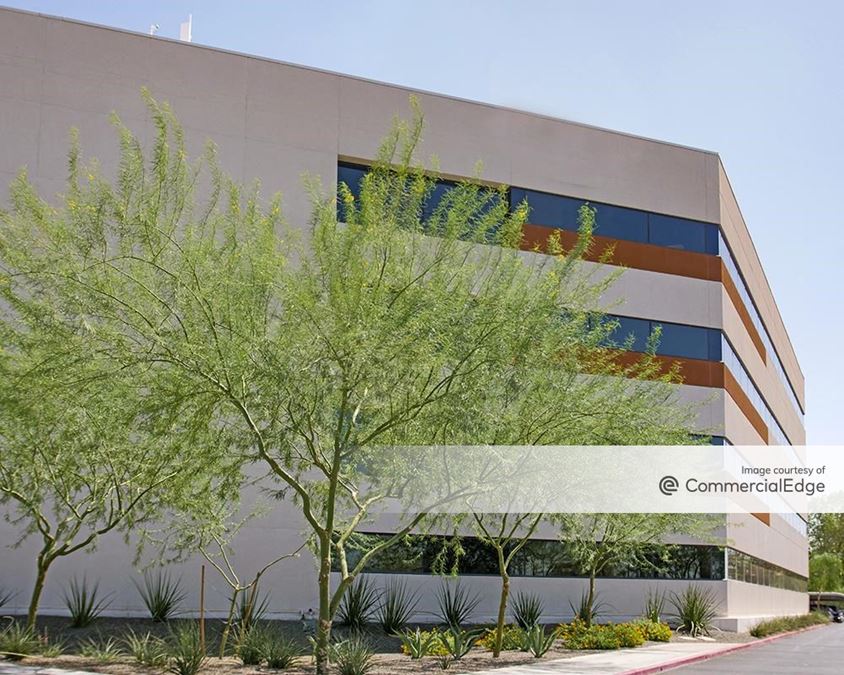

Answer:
[511,188,567,228]
[607,316,650,352]
[592,203,648,242]
[653,322,712,360]
[423,180,453,220]
[648,214,708,253]
[337,163,367,199]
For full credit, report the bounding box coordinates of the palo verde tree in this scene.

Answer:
[1,91,702,670]
[0,302,217,630]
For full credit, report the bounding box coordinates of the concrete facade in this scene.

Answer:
[0,7,807,626]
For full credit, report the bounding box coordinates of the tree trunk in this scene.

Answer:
[27,552,52,631]
[493,572,510,657]
[585,573,597,628]
[218,589,240,658]
[314,535,333,675]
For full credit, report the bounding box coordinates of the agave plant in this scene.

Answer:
[670,585,719,637]
[522,625,555,658]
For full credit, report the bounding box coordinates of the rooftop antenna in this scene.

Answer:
[179,14,192,42]
[149,23,160,36]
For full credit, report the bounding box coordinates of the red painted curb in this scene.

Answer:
[618,623,830,675]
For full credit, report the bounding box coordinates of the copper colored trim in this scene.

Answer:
[522,223,769,364]
[723,368,769,442]
[521,223,723,282]
[719,262,767,362]
[751,513,772,526]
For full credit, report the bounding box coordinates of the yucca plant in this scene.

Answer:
[642,588,667,623]
[438,626,484,660]
[337,577,379,632]
[510,591,543,630]
[670,585,719,637]
[167,622,207,675]
[79,635,123,662]
[435,582,480,629]
[522,625,555,658]
[263,630,302,669]
[63,576,110,628]
[134,570,185,622]
[569,589,606,627]
[235,585,271,634]
[123,629,168,667]
[0,621,40,661]
[331,636,375,675]
[377,578,419,634]
[0,588,16,610]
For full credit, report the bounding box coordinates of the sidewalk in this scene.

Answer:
[462,642,729,674]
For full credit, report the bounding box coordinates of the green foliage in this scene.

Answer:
[376,578,419,634]
[237,624,268,665]
[750,612,830,638]
[478,625,526,652]
[511,591,544,630]
[337,577,378,631]
[810,514,844,559]
[558,620,646,650]
[642,588,667,623]
[569,589,606,626]
[63,577,110,628]
[809,553,844,592]
[436,582,480,629]
[437,626,484,660]
[436,653,453,670]
[0,621,40,661]
[167,622,207,675]
[522,625,556,657]
[79,635,123,662]
[670,585,719,637]
[134,570,185,622]
[399,628,443,658]
[123,629,169,667]
[236,585,270,634]
[635,619,672,642]
[262,630,302,670]
[331,636,375,675]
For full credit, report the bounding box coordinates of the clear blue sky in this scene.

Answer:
[4,1,841,444]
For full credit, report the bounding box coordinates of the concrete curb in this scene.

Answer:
[618,623,830,674]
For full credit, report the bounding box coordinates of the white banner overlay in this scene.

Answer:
[364,445,844,514]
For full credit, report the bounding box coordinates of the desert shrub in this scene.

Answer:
[63,576,110,628]
[337,577,378,632]
[478,625,526,651]
[522,625,556,657]
[642,588,667,623]
[750,612,829,638]
[635,619,672,642]
[376,578,419,634]
[398,628,442,658]
[79,635,123,662]
[435,582,480,629]
[237,624,268,666]
[558,620,646,650]
[167,622,207,675]
[332,636,374,675]
[0,621,40,661]
[124,629,168,667]
[134,570,185,622]
[263,630,301,670]
[510,591,543,630]
[670,585,719,637]
[437,626,484,660]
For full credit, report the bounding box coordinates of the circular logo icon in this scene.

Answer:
[659,475,679,496]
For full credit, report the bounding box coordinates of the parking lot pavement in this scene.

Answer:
[669,624,844,673]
